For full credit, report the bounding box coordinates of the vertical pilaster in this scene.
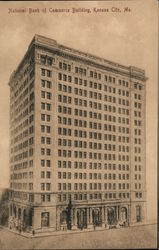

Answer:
[90,207,92,224]
[118,205,121,221]
[102,206,105,227]
[104,206,105,221]
[87,208,89,226]
[72,207,77,230]
[87,207,93,229]
[105,207,107,224]
[116,206,118,221]
[105,207,109,229]
[71,208,73,223]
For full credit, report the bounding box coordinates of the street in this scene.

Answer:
[0,223,157,249]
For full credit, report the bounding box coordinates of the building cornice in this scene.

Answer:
[8,34,148,85]
[33,34,147,81]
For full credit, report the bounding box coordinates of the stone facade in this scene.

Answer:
[8,35,147,234]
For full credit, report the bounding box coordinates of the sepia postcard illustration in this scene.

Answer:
[0,0,158,249]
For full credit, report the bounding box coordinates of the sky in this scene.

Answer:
[0,0,158,221]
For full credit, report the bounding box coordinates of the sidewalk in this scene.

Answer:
[3,220,157,239]
[5,225,105,238]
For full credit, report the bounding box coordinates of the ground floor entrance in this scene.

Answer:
[92,208,102,226]
[57,204,130,231]
[8,203,33,232]
[8,201,145,233]
[77,209,87,229]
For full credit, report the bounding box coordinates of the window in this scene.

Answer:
[41,125,45,132]
[46,171,51,178]
[41,171,45,178]
[46,194,51,202]
[58,171,62,179]
[47,103,51,111]
[63,74,67,81]
[68,65,71,71]
[41,160,45,167]
[74,194,78,200]
[41,194,45,202]
[46,137,51,144]
[58,73,62,80]
[47,92,51,99]
[41,137,45,144]
[46,160,51,167]
[47,81,51,88]
[47,70,52,77]
[41,212,50,227]
[46,183,51,190]
[41,69,45,76]
[41,183,45,190]
[46,126,51,133]
[90,71,93,77]
[136,205,141,222]
[59,62,62,69]
[41,102,45,110]
[46,148,51,155]
[41,91,45,98]
[41,80,45,87]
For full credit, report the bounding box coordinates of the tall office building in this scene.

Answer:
[8,35,147,233]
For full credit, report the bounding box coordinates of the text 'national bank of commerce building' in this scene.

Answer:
[8,35,147,234]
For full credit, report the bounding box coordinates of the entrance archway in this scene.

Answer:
[92,208,102,226]
[77,209,87,229]
[18,208,21,220]
[14,206,16,218]
[23,209,27,229]
[60,210,71,230]
[107,207,117,225]
[120,207,127,222]
[28,208,33,226]
[60,210,67,225]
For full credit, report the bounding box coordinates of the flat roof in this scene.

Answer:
[9,34,147,85]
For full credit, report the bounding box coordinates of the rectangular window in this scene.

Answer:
[46,149,51,155]
[47,81,51,88]
[41,80,45,87]
[41,194,45,202]
[46,183,51,190]
[41,68,45,76]
[41,212,50,227]
[41,183,45,190]
[136,205,141,222]
[46,160,51,167]
[41,171,45,178]
[47,70,52,78]
[46,171,51,178]
[41,160,45,167]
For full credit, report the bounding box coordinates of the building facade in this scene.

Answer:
[8,35,147,233]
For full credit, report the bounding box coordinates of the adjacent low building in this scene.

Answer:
[8,34,147,233]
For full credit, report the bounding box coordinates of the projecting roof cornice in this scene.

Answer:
[8,34,148,86]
